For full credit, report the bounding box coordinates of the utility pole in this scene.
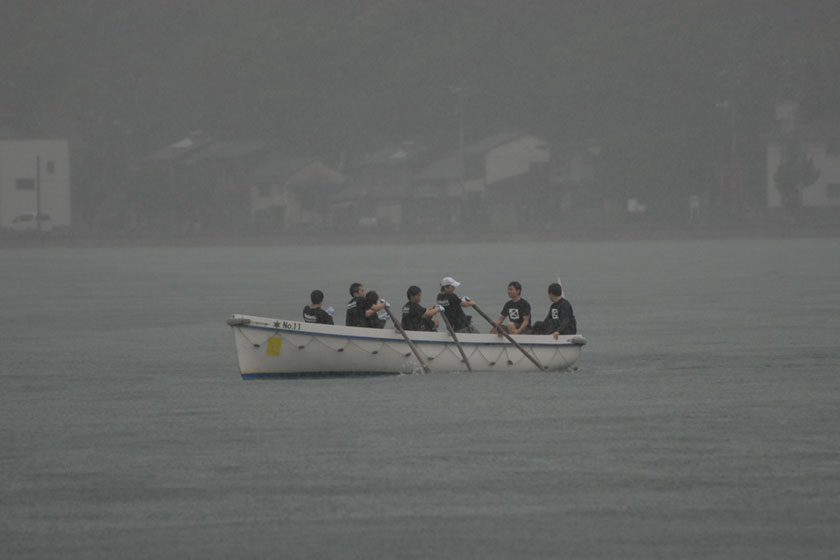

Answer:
[35,155,42,233]
[729,96,739,214]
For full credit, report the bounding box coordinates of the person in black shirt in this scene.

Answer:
[303,289,334,324]
[436,276,478,333]
[491,281,532,335]
[401,285,440,331]
[345,282,388,327]
[345,282,367,327]
[363,290,387,328]
[532,282,577,337]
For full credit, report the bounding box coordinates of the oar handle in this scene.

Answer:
[471,302,547,371]
[384,303,431,374]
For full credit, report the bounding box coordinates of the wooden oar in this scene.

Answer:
[470,302,547,371]
[383,303,431,374]
[439,309,472,372]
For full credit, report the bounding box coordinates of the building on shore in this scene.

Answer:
[0,139,71,230]
[766,101,840,211]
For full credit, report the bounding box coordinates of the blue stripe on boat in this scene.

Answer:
[242,371,400,380]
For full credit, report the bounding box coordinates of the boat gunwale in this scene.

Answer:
[231,319,585,348]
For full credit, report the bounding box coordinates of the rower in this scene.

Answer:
[303,290,334,325]
[436,276,478,333]
[401,285,440,331]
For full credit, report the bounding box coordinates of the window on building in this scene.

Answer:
[46,161,56,174]
[16,178,35,190]
[826,183,840,199]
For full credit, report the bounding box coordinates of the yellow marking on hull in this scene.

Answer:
[266,336,283,356]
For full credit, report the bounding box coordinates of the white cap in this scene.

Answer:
[441,276,461,288]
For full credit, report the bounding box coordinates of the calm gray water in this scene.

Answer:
[2,239,839,559]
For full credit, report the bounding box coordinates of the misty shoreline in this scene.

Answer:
[3,222,839,249]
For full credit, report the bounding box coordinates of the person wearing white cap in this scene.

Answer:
[436,276,478,333]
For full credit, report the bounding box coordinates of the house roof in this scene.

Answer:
[181,140,268,164]
[253,155,344,186]
[362,141,425,165]
[464,132,532,154]
[141,131,269,164]
[140,131,215,163]
[416,132,549,181]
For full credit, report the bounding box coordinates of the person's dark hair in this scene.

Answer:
[365,290,379,305]
[406,285,421,299]
[548,282,563,297]
[349,282,363,296]
[310,290,324,304]
[508,281,522,293]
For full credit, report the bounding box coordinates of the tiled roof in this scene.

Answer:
[140,131,215,163]
[181,141,268,164]
[463,132,526,154]
[362,142,425,165]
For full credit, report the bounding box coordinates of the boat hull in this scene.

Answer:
[227,314,586,378]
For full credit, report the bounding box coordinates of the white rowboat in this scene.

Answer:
[227,314,587,378]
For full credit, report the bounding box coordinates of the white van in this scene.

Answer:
[11,213,53,232]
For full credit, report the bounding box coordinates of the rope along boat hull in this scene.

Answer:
[227,314,587,378]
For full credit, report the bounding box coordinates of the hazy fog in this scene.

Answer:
[2,1,839,241]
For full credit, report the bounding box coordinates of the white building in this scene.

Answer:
[0,140,71,228]
[463,132,550,194]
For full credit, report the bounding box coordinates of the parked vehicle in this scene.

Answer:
[11,213,53,232]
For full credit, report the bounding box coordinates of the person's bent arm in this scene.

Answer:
[365,301,386,317]
[490,315,504,334]
[422,306,440,318]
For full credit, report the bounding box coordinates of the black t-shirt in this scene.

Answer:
[402,301,435,331]
[362,304,385,329]
[500,298,531,329]
[436,291,470,330]
[345,296,366,327]
[543,298,576,334]
[303,305,333,325]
